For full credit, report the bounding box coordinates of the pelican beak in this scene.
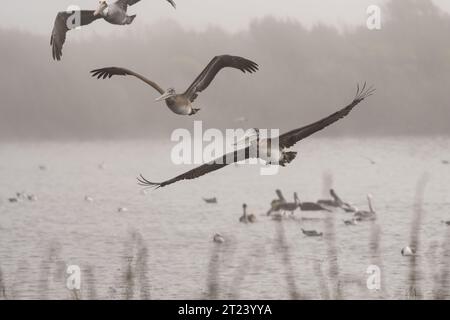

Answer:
[94,3,107,16]
[155,91,173,102]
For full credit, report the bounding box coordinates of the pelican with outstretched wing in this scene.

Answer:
[50,0,176,61]
[90,55,259,116]
[138,83,375,189]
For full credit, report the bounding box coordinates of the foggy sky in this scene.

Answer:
[2,0,450,34]
[1,0,450,140]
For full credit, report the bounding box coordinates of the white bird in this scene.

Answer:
[353,194,376,221]
[85,196,94,202]
[118,207,129,213]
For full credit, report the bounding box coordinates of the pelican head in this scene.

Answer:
[94,1,108,16]
[155,88,177,102]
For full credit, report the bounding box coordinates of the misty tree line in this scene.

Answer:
[0,0,449,140]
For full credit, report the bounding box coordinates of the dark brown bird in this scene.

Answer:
[138,83,375,189]
[50,0,176,61]
[90,55,259,116]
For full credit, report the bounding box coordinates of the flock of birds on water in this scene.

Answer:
[210,188,450,256]
[3,0,449,265]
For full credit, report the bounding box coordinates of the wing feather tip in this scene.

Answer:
[137,174,162,189]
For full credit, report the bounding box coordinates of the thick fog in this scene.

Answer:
[0,0,449,140]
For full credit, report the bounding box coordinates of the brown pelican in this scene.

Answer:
[91,55,259,116]
[203,197,218,204]
[50,0,176,61]
[296,193,330,212]
[353,194,376,221]
[277,193,300,215]
[301,229,323,237]
[317,189,354,212]
[267,190,287,215]
[138,84,374,188]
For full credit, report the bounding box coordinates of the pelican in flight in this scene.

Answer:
[91,55,259,116]
[138,84,375,188]
[50,0,176,61]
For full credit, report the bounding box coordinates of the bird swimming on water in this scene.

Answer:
[301,229,323,237]
[401,246,415,256]
[138,83,375,189]
[213,233,225,244]
[203,197,218,204]
[239,204,256,223]
[50,0,176,61]
[91,55,259,116]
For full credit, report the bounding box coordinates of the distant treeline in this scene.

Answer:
[0,0,449,140]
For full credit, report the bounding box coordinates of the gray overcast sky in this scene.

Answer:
[2,0,450,34]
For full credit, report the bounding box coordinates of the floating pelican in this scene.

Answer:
[213,233,225,244]
[317,189,354,212]
[85,196,94,202]
[353,194,376,221]
[91,55,258,116]
[118,207,129,213]
[267,190,287,215]
[301,229,323,237]
[239,204,256,223]
[203,197,218,204]
[51,0,176,60]
[296,193,330,212]
[278,193,301,215]
[138,84,374,188]
[401,246,415,256]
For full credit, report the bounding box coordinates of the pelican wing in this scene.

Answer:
[183,55,259,102]
[90,67,165,94]
[138,147,252,189]
[51,11,102,61]
[114,0,176,10]
[279,83,375,149]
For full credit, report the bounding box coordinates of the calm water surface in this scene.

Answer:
[0,137,449,299]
